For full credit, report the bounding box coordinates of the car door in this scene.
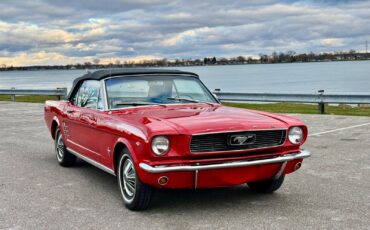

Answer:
[64,80,103,162]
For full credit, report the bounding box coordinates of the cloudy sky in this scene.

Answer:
[0,0,369,66]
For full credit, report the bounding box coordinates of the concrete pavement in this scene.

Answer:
[0,102,369,229]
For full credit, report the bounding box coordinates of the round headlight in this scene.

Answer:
[151,136,170,156]
[288,127,304,144]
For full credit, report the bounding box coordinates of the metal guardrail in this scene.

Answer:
[214,90,370,114]
[1,88,369,114]
[0,88,68,101]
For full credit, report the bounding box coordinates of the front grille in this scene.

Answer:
[190,130,286,153]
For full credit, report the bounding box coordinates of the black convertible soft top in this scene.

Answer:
[68,68,199,100]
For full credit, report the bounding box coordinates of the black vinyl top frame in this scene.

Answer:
[68,68,199,100]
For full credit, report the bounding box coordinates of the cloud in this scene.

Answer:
[0,0,370,66]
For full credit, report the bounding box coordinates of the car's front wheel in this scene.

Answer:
[247,175,285,193]
[117,150,153,211]
[55,128,76,167]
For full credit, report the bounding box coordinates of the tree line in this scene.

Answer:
[1,50,369,71]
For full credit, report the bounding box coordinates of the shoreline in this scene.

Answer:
[1,59,370,72]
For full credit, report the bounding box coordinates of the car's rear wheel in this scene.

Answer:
[117,150,153,211]
[247,175,285,193]
[55,128,76,167]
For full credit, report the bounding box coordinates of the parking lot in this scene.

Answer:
[0,102,369,229]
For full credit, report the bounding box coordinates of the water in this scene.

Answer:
[0,61,369,94]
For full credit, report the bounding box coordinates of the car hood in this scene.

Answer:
[110,104,295,136]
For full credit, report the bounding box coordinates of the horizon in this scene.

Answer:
[1,0,370,67]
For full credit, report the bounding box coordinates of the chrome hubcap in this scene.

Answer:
[56,133,64,161]
[123,159,136,198]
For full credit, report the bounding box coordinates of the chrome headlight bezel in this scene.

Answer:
[288,127,304,145]
[151,136,170,156]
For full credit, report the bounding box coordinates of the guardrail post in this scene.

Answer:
[10,87,16,102]
[318,102,325,114]
[318,90,325,114]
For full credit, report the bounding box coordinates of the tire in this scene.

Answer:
[117,150,153,211]
[247,175,285,193]
[55,128,76,167]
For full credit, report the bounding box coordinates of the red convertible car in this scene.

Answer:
[44,69,311,210]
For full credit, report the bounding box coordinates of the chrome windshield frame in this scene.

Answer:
[102,74,220,111]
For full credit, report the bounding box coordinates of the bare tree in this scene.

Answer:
[236,56,246,63]
[93,59,100,65]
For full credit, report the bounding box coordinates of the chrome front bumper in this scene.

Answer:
[139,150,311,173]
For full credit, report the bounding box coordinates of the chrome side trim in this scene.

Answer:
[67,147,116,176]
[67,139,101,157]
[139,150,311,173]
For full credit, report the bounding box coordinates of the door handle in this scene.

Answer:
[66,110,74,114]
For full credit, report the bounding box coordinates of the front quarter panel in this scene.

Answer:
[44,100,68,139]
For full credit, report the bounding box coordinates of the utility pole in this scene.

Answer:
[366,40,368,54]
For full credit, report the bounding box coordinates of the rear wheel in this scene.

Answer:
[117,150,153,211]
[55,128,76,167]
[247,175,285,193]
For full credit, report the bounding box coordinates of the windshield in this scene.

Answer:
[105,75,217,109]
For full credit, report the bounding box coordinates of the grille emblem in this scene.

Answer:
[229,134,256,146]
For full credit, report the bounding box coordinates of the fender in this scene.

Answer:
[113,137,139,172]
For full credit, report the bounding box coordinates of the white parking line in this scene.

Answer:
[309,122,370,136]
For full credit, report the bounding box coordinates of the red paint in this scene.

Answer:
[45,99,308,189]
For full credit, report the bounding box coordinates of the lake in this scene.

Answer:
[0,61,369,94]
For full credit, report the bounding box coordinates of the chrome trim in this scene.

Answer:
[274,161,287,179]
[67,147,116,176]
[108,102,219,111]
[67,139,100,157]
[190,143,286,155]
[101,80,109,111]
[104,73,199,81]
[192,128,288,136]
[139,150,311,173]
[190,129,288,154]
[194,163,199,189]
[103,73,219,111]
[109,104,163,111]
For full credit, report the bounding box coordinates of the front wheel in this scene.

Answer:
[55,128,76,167]
[247,175,285,193]
[117,151,153,211]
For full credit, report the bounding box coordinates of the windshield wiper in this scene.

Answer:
[167,97,215,106]
[115,102,165,107]
[167,97,200,103]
